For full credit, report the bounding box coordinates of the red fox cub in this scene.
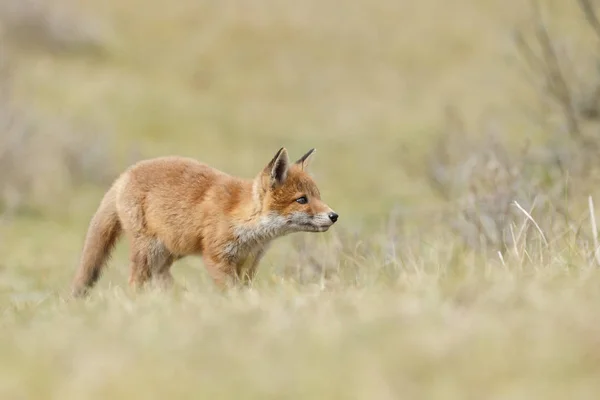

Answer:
[71,147,338,297]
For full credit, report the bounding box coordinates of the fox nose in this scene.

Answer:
[328,212,339,223]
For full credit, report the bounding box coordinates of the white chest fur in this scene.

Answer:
[224,213,288,262]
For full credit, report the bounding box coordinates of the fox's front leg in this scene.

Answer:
[238,248,266,287]
[202,255,240,290]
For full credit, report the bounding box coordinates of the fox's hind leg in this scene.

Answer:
[152,254,175,291]
[128,236,173,291]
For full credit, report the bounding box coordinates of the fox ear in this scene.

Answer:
[265,147,290,187]
[295,148,316,170]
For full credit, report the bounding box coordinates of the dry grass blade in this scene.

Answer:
[513,200,549,247]
[588,195,600,266]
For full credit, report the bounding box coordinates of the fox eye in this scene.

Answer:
[295,196,308,204]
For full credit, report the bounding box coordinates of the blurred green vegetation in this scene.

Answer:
[5,0,562,223]
[2,0,600,398]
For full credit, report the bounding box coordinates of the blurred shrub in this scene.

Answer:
[0,51,116,215]
[0,0,108,55]
[425,0,600,259]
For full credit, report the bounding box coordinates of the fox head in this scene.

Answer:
[254,147,338,233]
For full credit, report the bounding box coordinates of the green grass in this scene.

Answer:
[3,0,600,398]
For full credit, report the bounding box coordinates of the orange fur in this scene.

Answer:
[71,147,338,297]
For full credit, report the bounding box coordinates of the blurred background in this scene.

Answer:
[3,0,600,398]
[1,0,600,286]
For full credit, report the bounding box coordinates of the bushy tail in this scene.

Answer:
[71,184,122,297]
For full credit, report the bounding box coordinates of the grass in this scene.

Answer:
[2,229,600,399]
[2,0,600,398]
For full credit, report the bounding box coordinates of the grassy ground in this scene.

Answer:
[2,0,600,398]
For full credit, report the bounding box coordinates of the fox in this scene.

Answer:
[71,147,338,297]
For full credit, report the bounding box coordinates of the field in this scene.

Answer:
[2,0,600,398]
